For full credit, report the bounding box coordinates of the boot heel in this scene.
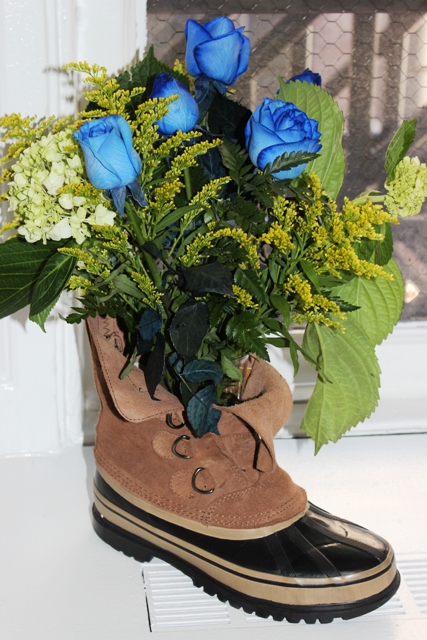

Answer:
[92,503,155,563]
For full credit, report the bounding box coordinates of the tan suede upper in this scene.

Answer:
[87,315,307,531]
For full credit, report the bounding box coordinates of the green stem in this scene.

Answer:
[352,194,385,207]
[144,252,163,291]
[125,202,146,247]
[184,167,193,201]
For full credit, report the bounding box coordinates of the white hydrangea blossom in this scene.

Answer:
[384,156,427,218]
[7,129,116,244]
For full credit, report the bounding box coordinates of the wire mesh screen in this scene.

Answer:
[147,0,427,319]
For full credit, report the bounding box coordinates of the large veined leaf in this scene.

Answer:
[170,301,209,359]
[30,252,76,316]
[331,259,403,346]
[187,384,221,436]
[181,359,224,385]
[0,237,65,319]
[301,317,381,453]
[277,79,345,199]
[181,262,234,297]
[29,295,60,332]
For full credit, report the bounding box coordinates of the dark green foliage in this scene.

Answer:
[0,237,69,319]
[170,301,209,359]
[264,150,320,177]
[30,253,76,316]
[180,262,234,296]
[208,93,252,146]
[138,308,162,341]
[181,360,224,386]
[116,46,189,100]
[144,333,165,398]
[187,384,221,436]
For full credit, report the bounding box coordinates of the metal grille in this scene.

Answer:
[147,0,427,320]
[142,552,427,632]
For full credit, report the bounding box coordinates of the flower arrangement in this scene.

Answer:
[1,16,426,452]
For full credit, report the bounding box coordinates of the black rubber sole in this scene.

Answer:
[92,503,401,624]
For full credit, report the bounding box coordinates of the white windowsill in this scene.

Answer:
[2,433,426,640]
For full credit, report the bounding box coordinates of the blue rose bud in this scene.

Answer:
[286,69,322,86]
[73,115,146,215]
[150,73,199,136]
[245,98,322,180]
[73,115,141,189]
[185,16,250,86]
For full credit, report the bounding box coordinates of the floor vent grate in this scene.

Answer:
[398,554,427,615]
[142,552,427,632]
[143,561,230,631]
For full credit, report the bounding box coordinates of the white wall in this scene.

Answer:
[0,0,147,456]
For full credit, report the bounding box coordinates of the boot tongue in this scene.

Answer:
[87,315,183,422]
[220,356,293,472]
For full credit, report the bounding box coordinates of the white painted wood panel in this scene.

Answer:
[0,0,147,456]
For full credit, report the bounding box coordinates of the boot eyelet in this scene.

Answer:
[172,435,192,459]
[166,413,185,429]
[192,467,215,494]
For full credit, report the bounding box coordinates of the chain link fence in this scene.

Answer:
[147,0,427,319]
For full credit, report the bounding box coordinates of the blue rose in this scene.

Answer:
[185,17,250,86]
[245,98,322,180]
[73,115,140,189]
[286,69,322,86]
[150,73,199,135]
[73,115,146,215]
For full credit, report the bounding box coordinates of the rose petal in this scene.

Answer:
[236,32,251,77]
[150,74,199,135]
[204,16,235,37]
[194,31,244,85]
[246,120,284,168]
[185,20,211,77]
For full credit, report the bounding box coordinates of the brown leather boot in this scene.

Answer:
[87,314,400,624]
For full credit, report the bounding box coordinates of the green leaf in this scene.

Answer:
[353,237,376,262]
[235,268,268,304]
[264,150,320,176]
[187,385,221,437]
[220,353,243,382]
[119,348,138,380]
[301,317,381,453]
[138,308,162,342]
[270,294,291,325]
[181,262,234,297]
[29,294,60,332]
[300,259,320,293]
[374,222,393,266]
[170,301,209,359]
[116,46,189,93]
[385,119,417,180]
[113,274,146,300]
[218,141,249,180]
[277,79,345,199]
[30,253,76,316]
[354,220,394,267]
[182,359,224,385]
[266,336,288,348]
[208,93,251,145]
[145,333,165,398]
[156,204,203,233]
[328,296,360,313]
[331,259,403,345]
[0,237,67,319]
